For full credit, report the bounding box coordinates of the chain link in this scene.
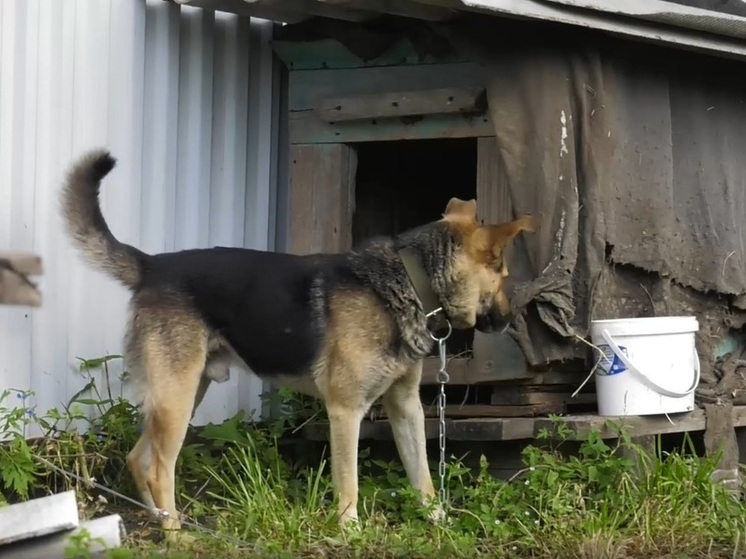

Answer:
[429,317,452,512]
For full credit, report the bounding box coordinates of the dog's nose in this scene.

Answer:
[475,309,513,333]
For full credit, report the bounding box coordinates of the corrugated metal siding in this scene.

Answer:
[0,0,279,427]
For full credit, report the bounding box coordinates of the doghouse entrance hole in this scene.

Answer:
[352,138,477,357]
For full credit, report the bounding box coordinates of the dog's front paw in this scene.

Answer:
[338,511,359,526]
[427,503,446,524]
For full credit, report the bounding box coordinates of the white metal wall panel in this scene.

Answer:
[0,0,278,427]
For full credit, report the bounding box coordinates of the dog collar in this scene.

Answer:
[397,247,444,320]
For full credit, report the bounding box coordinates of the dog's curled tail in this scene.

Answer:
[61,149,148,289]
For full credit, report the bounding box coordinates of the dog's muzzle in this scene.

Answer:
[475,307,513,334]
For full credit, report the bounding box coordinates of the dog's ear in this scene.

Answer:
[443,198,478,222]
[471,215,539,261]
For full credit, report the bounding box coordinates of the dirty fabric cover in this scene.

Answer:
[445,23,746,365]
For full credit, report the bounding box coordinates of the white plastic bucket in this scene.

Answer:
[590,316,700,416]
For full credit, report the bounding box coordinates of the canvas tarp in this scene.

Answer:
[440,20,746,396]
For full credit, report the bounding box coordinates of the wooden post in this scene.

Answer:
[703,403,741,496]
[287,144,357,255]
[0,251,43,307]
[474,137,531,382]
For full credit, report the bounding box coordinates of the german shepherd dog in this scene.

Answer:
[61,149,538,534]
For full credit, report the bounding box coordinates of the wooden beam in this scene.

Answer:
[289,63,484,112]
[321,0,458,21]
[316,87,485,122]
[0,251,43,307]
[532,410,708,440]
[301,406,746,442]
[290,110,493,143]
[421,356,537,385]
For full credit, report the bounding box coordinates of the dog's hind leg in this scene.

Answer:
[382,360,441,520]
[127,430,156,510]
[139,326,208,536]
[325,402,365,525]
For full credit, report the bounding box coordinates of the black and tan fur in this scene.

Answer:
[61,149,538,533]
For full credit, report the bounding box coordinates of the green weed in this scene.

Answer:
[1,355,746,558]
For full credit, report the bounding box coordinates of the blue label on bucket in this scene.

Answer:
[596,344,628,376]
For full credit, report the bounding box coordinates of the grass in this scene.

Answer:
[1,356,746,558]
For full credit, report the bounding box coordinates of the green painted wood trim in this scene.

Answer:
[272,37,467,70]
[289,62,484,112]
[289,110,493,144]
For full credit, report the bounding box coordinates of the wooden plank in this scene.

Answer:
[289,62,484,111]
[287,144,357,254]
[448,417,537,441]
[2,514,125,559]
[301,417,539,442]
[302,418,442,441]
[423,403,563,418]
[315,87,485,123]
[490,388,596,406]
[468,137,532,382]
[533,410,707,440]
[476,136,513,224]
[272,38,468,70]
[289,110,493,144]
[324,0,457,21]
[301,406,746,443]
[0,251,43,275]
[512,370,590,386]
[421,356,469,385]
[0,251,43,307]
[0,490,79,546]
[0,268,42,307]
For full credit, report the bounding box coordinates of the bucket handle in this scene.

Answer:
[599,329,701,399]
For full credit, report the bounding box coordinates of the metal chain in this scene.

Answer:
[32,454,253,548]
[428,317,452,511]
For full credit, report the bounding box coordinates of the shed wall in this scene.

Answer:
[0,0,280,426]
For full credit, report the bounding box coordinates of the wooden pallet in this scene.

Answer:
[300,405,746,443]
[0,490,124,558]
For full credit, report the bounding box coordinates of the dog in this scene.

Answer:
[61,148,538,533]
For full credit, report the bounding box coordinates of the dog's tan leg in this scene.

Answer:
[382,360,441,519]
[141,338,207,535]
[326,404,365,525]
[127,431,155,510]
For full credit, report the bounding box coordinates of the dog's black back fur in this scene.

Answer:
[142,248,351,375]
[63,150,462,379]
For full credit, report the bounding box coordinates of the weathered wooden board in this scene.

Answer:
[273,37,467,71]
[289,62,484,112]
[287,144,357,254]
[533,410,709,440]
[448,417,537,441]
[465,137,532,382]
[0,251,43,307]
[2,514,125,559]
[316,87,486,122]
[301,406,746,442]
[420,355,538,385]
[430,403,563,418]
[490,388,596,406]
[289,110,493,144]
[0,490,79,546]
